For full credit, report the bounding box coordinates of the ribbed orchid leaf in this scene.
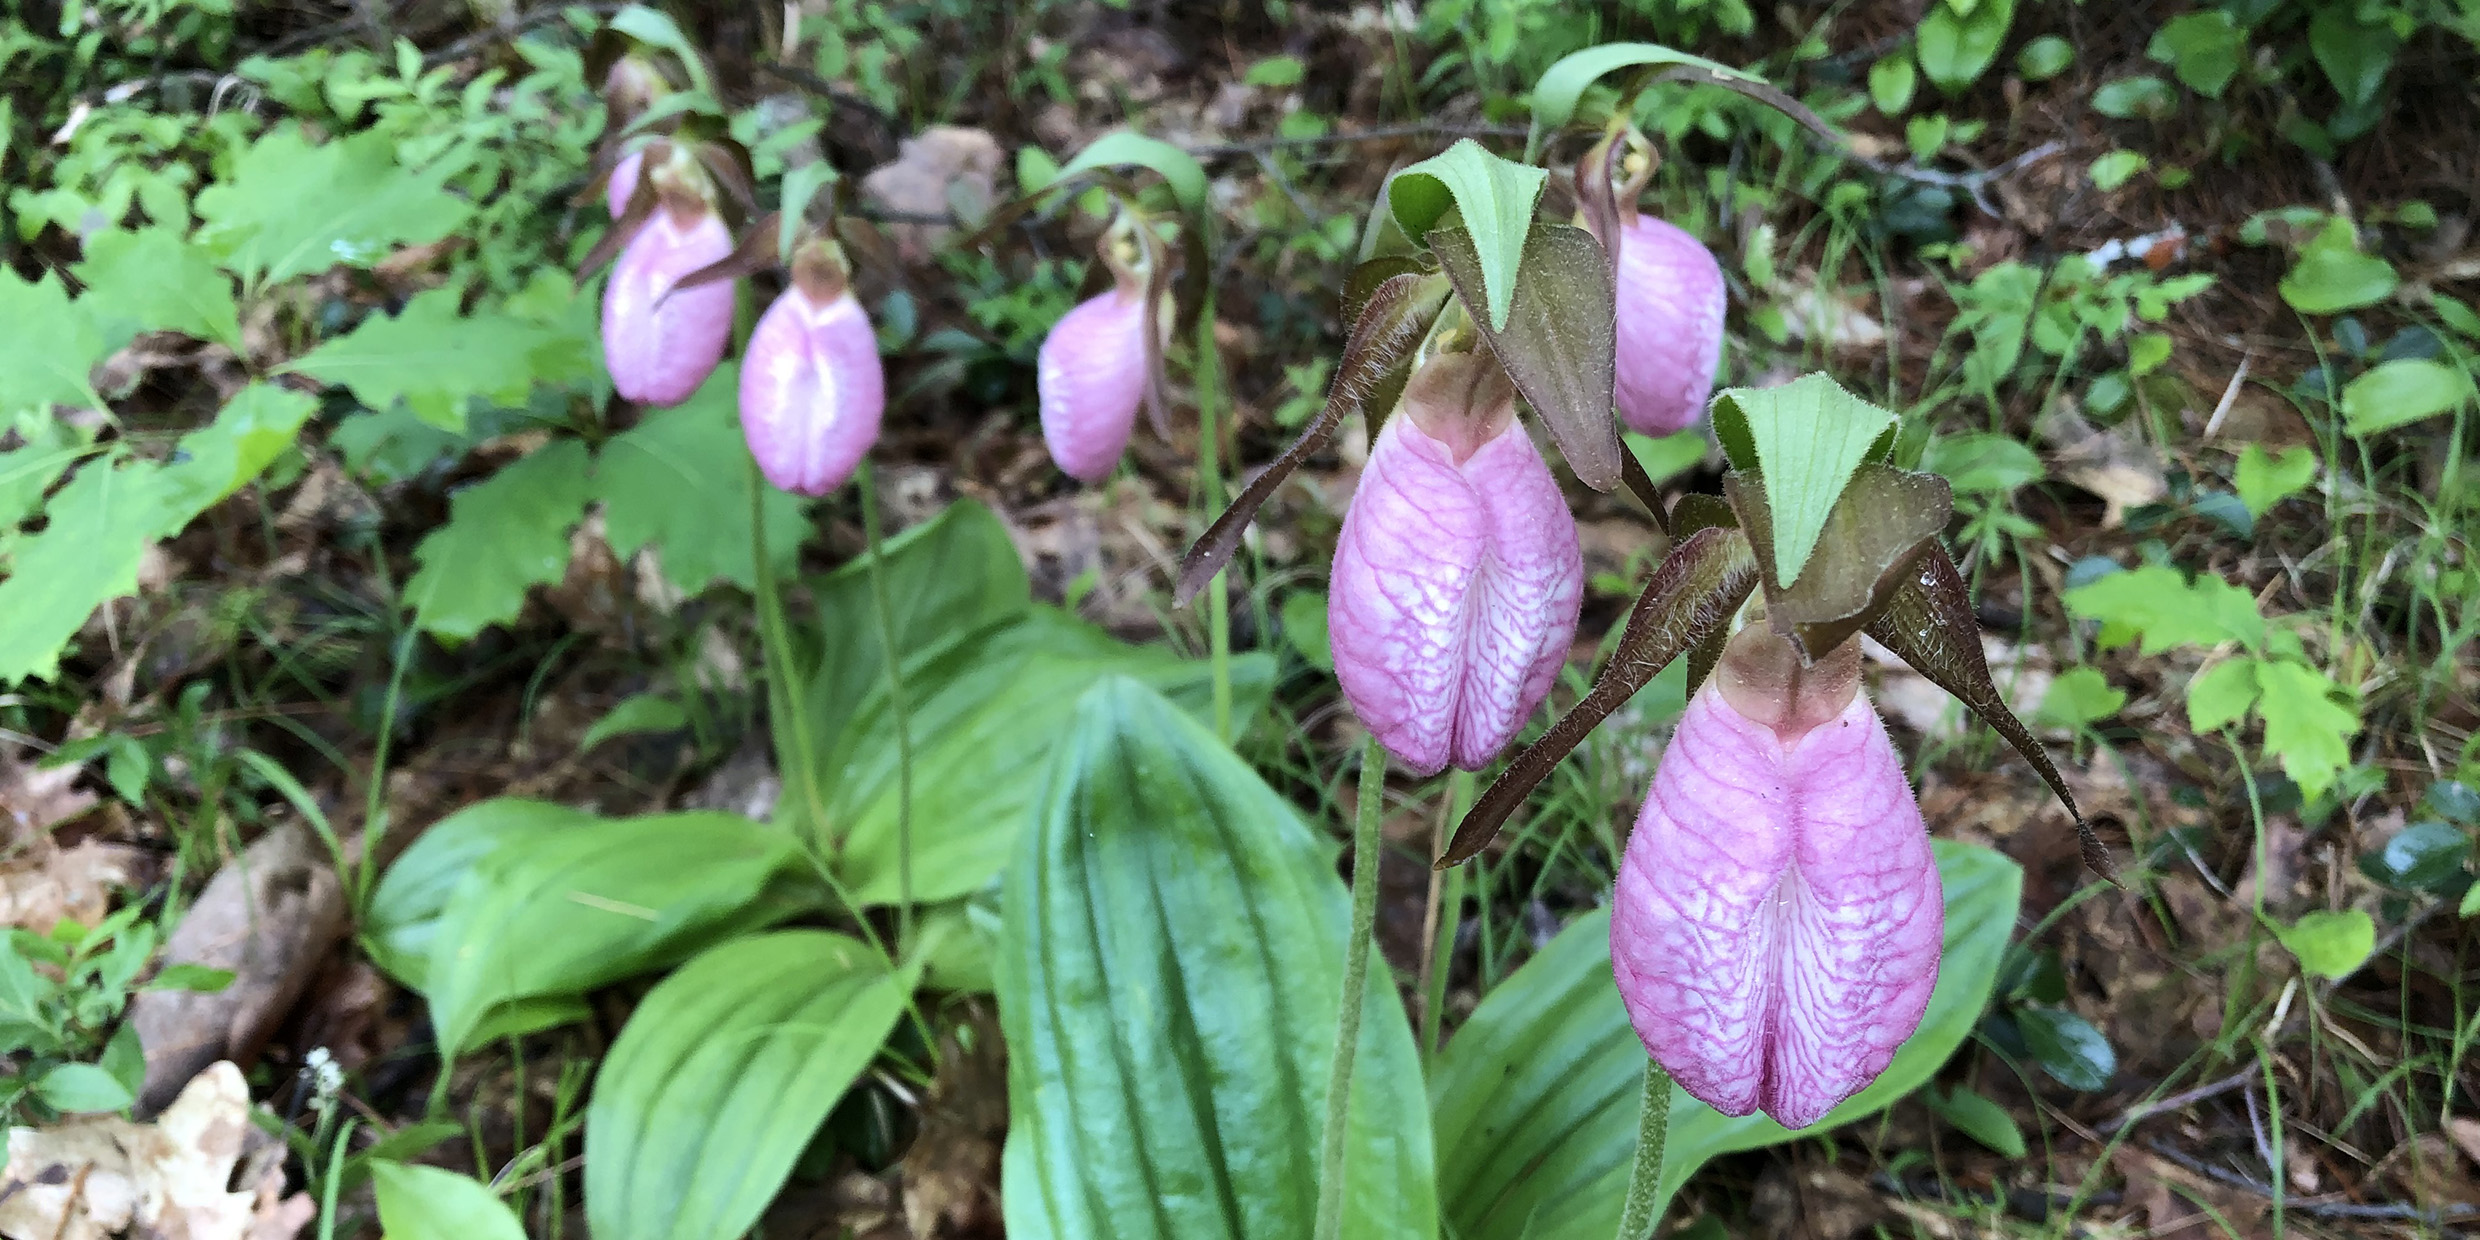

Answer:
[1867,543,2108,878]
[1432,222,1623,492]
[1055,130,1209,214]
[1175,267,1451,605]
[1724,462,1950,661]
[1441,524,1757,866]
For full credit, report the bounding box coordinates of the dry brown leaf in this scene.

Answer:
[127,823,346,1114]
[901,1013,1006,1237]
[0,748,99,840]
[0,1062,310,1240]
[0,838,146,932]
[860,126,1002,260]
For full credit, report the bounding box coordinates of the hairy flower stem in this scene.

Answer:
[1615,1062,1675,1239]
[1313,736,1387,1240]
[749,455,829,849]
[858,460,917,946]
[1420,769,1474,1057]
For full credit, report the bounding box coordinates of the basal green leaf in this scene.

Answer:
[2361,820,2469,892]
[2339,357,2473,436]
[1916,0,2016,92]
[2309,6,2400,109]
[2062,564,2265,655]
[2233,443,2317,517]
[75,227,243,350]
[409,806,823,1059]
[33,1061,133,1113]
[194,126,470,289]
[998,678,1435,1240]
[2015,1006,2115,1090]
[2253,657,2360,797]
[159,382,319,518]
[2147,11,2245,97]
[2277,909,2375,979]
[1432,222,1623,491]
[1709,373,1897,588]
[1054,131,1208,215]
[407,440,594,641]
[1525,42,1761,154]
[827,608,1275,906]
[371,1163,529,1240]
[0,457,182,684]
[2035,666,2126,731]
[1924,1086,2027,1157]
[587,931,916,1240]
[1388,140,1546,330]
[287,286,583,431]
[0,270,106,416]
[0,413,86,528]
[593,367,806,593]
[2278,218,2397,315]
[1426,840,2021,1238]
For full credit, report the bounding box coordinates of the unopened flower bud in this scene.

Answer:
[1328,354,1583,775]
[740,284,884,496]
[602,203,734,408]
[1611,216,1726,436]
[1609,626,1942,1129]
[1036,286,1147,483]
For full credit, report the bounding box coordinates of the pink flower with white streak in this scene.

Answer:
[739,286,884,496]
[1610,626,1942,1129]
[602,204,734,408]
[1036,287,1147,483]
[1328,354,1583,776]
[1611,215,1726,436]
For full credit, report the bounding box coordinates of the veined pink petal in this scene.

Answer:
[1328,412,1583,775]
[1036,288,1147,483]
[739,288,885,496]
[602,207,735,408]
[1609,672,1942,1129]
[606,149,643,219]
[1612,215,1726,436]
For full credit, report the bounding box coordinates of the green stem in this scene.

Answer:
[857,460,917,947]
[1422,769,1475,1057]
[750,456,830,852]
[1614,1062,1675,1239]
[1313,736,1388,1240]
[1194,292,1233,738]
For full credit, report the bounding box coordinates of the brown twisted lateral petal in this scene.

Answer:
[1724,462,1952,663]
[1439,523,1759,867]
[1867,543,2116,882]
[1172,268,1450,606]
[1430,222,1623,493]
[578,140,671,278]
[670,210,783,298]
[1670,492,1739,695]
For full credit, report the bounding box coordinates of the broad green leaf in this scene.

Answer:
[587,931,916,1240]
[2089,150,2149,191]
[2233,443,2317,517]
[2279,219,2397,315]
[0,413,85,528]
[2277,909,2375,979]
[193,127,471,288]
[33,1061,133,1113]
[159,383,319,518]
[2339,357,2473,436]
[2063,565,2264,655]
[0,458,182,683]
[371,1162,529,1240]
[2036,666,2125,731]
[1054,131,1208,215]
[1432,222,1622,490]
[1869,54,1917,114]
[2360,820,2469,892]
[1388,140,1547,329]
[332,401,477,484]
[2015,1006,2115,1090]
[998,678,1435,1240]
[365,799,604,986]
[593,367,806,593]
[2185,656,2261,734]
[75,228,242,350]
[2016,36,2074,81]
[1426,840,2021,1238]
[1710,373,1897,588]
[1924,1086,2027,1157]
[2253,657,2360,797]
[827,608,1275,905]
[0,270,106,415]
[406,440,594,641]
[1915,0,2015,93]
[1625,429,1709,486]
[411,807,823,1058]
[2146,11,2245,97]
[579,694,689,753]
[1525,42,1759,151]
[286,287,585,432]
[1922,430,2044,495]
[2309,7,2400,109]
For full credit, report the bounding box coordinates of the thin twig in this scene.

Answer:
[1843,140,2066,217]
[2098,1068,2258,1135]
[2142,1139,2478,1223]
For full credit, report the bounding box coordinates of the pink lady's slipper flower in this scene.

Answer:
[1610,215,1726,436]
[739,250,885,496]
[1610,625,1942,1128]
[1037,284,1148,483]
[1329,353,1584,776]
[602,197,734,408]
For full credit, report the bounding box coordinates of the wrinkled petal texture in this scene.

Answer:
[1610,685,1942,1129]
[1329,414,1583,776]
[605,149,643,219]
[601,209,735,408]
[1036,290,1146,483]
[739,289,886,496]
[1612,216,1726,436]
